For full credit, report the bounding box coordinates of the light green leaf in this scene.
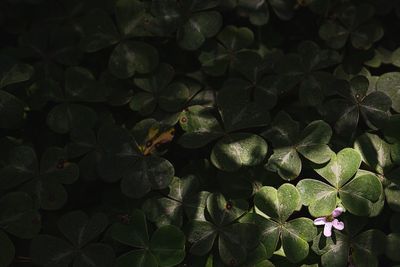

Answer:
[296,179,337,217]
[211,133,268,172]
[339,171,382,216]
[314,148,361,188]
[254,184,301,223]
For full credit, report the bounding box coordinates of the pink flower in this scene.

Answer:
[314,207,345,237]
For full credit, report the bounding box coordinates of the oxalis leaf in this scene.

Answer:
[312,215,386,267]
[263,112,333,180]
[30,211,114,267]
[210,133,268,172]
[111,209,185,267]
[297,148,382,217]
[186,193,258,266]
[253,184,317,263]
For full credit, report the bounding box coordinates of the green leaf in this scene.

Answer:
[110,209,149,248]
[352,229,386,267]
[58,211,108,248]
[376,72,400,112]
[47,103,97,134]
[296,179,337,217]
[384,114,400,143]
[109,41,159,79]
[314,148,361,188]
[143,197,182,227]
[0,90,25,129]
[218,78,271,132]
[150,225,186,267]
[217,25,254,50]
[121,156,174,198]
[186,220,217,255]
[30,235,75,267]
[0,192,41,238]
[0,57,33,88]
[158,82,190,112]
[354,133,393,174]
[386,233,400,261]
[115,0,150,37]
[115,250,157,267]
[262,111,299,147]
[297,120,332,164]
[385,182,400,212]
[65,67,106,102]
[254,184,301,223]
[0,230,14,267]
[281,218,316,263]
[177,11,222,50]
[143,176,199,227]
[79,9,120,52]
[359,91,391,130]
[392,142,400,165]
[0,146,37,190]
[319,21,349,49]
[240,213,280,259]
[198,25,254,76]
[236,0,270,25]
[211,133,268,172]
[206,193,247,226]
[311,231,349,267]
[74,243,115,267]
[339,171,382,216]
[266,147,301,181]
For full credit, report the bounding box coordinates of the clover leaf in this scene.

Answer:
[0,54,34,89]
[217,166,270,199]
[0,192,41,267]
[312,214,386,267]
[386,233,400,262]
[187,193,259,266]
[297,148,382,217]
[198,25,254,76]
[152,0,222,50]
[319,3,384,49]
[178,104,269,172]
[111,209,185,267]
[323,76,391,139]
[94,120,175,198]
[262,112,333,180]
[0,146,78,210]
[142,176,207,227]
[0,54,33,129]
[45,67,107,133]
[79,2,159,78]
[130,63,202,116]
[376,72,400,113]
[276,41,340,106]
[30,211,114,267]
[354,133,393,175]
[234,0,296,25]
[217,75,274,132]
[253,184,317,263]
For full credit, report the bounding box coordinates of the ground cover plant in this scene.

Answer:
[1,0,400,266]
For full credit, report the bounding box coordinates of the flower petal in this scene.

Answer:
[323,222,333,237]
[332,219,344,230]
[332,207,344,217]
[314,217,327,225]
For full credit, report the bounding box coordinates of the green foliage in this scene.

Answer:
[1,0,400,266]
